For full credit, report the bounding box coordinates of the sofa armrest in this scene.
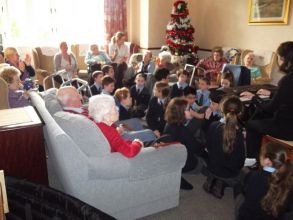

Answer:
[87,144,187,181]
[129,144,187,181]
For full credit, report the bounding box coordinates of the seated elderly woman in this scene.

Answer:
[0,66,31,108]
[244,52,262,82]
[4,47,35,81]
[196,46,228,86]
[88,94,143,158]
[84,44,111,73]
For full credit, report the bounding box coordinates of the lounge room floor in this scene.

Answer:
[139,173,234,220]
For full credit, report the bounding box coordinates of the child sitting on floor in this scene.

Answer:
[146,81,170,138]
[130,73,150,118]
[170,69,189,98]
[203,95,245,199]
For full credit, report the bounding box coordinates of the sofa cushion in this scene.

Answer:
[44,88,63,115]
[54,111,110,157]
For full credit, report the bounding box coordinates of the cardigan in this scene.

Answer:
[95,122,142,158]
[146,96,166,133]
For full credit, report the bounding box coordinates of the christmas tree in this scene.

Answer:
[166,0,198,56]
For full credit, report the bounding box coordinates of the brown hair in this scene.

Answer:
[102,75,115,87]
[176,69,189,78]
[154,81,170,98]
[261,143,293,218]
[111,32,126,44]
[212,46,224,57]
[221,69,235,87]
[0,66,20,83]
[114,87,130,102]
[165,98,188,125]
[220,95,243,154]
[92,70,104,79]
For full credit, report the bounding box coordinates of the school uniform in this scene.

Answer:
[130,85,150,117]
[146,97,166,134]
[196,89,210,107]
[90,83,102,95]
[170,82,189,98]
[237,169,293,220]
[206,120,245,178]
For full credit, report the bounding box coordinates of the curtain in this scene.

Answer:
[104,0,127,43]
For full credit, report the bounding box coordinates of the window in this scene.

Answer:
[0,0,105,47]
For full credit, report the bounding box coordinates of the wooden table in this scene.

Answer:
[0,106,48,185]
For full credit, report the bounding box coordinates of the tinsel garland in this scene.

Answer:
[166,28,194,36]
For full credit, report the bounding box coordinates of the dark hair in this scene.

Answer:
[102,75,115,87]
[183,86,196,96]
[212,46,224,57]
[209,90,225,104]
[221,69,235,87]
[199,77,210,85]
[135,73,147,81]
[92,70,104,79]
[165,98,188,125]
[154,81,170,98]
[220,95,243,154]
[261,142,293,218]
[277,41,293,73]
[102,65,113,74]
[0,51,4,58]
[154,68,169,81]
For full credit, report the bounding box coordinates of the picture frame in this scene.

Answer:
[248,0,291,25]
[184,64,196,86]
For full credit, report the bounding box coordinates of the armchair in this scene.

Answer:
[71,44,89,81]
[32,47,59,89]
[30,90,187,220]
[241,49,277,85]
[0,76,9,109]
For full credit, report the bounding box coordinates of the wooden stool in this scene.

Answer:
[262,135,293,160]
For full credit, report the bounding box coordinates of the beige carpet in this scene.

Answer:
[140,173,235,220]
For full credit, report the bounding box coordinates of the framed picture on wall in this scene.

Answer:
[248,0,291,25]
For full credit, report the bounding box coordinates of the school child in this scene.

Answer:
[146,82,170,137]
[236,142,293,220]
[196,77,211,108]
[90,70,104,95]
[170,69,189,98]
[101,75,115,95]
[130,73,150,117]
[203,96,245,199]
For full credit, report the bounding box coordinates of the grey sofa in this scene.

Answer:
[29,91,187,220]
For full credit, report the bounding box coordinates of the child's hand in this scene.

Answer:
[205,107,212,119]
[153,130,161,138]
[184,110,192,120]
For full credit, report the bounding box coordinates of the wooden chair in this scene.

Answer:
[262,135,293,160]
[0,76,9,109]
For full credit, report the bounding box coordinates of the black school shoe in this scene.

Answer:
[202,176,215,193]
[211,179,225,199]
[180,177,193,190]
